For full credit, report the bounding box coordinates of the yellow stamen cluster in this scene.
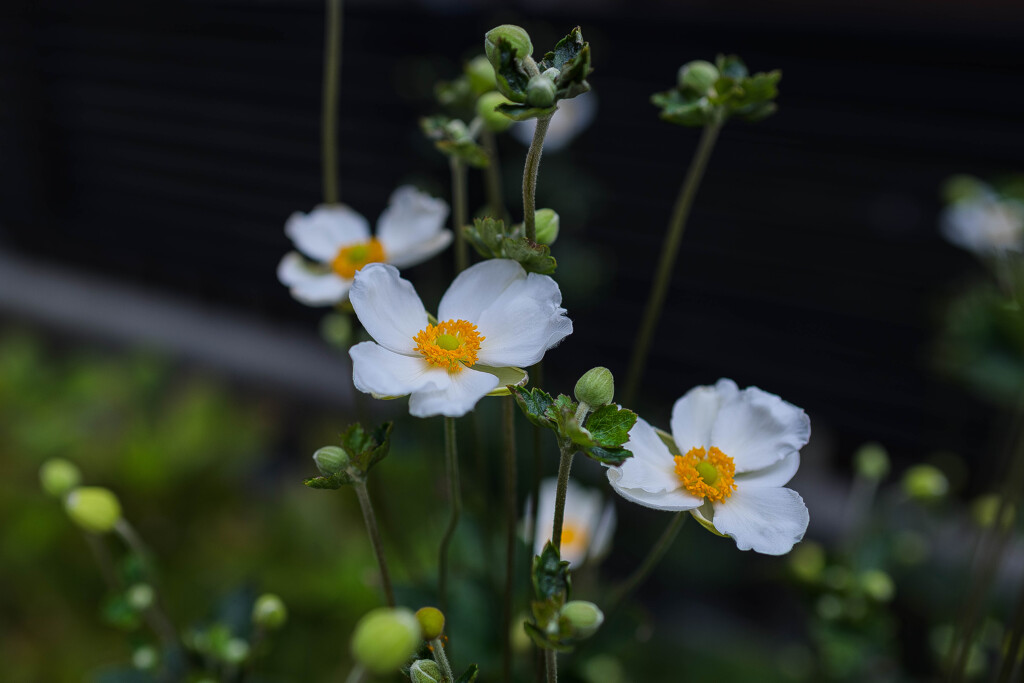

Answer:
[413,319,484,372]
[674,446,737,502]
[330,239,386,279]
[561,524,587,551]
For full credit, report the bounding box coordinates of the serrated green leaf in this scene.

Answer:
[584,405,637,448]
[463,217,507,258]
[543,394,576,428]
[532,541,571,601]
[303,471,355,489]
[716,54,749,80]
[351,421,393,473]
[581,445,633,466]
[490,38,530,103]
[496,102,557,121]
[501,237,557,274]
[455,664,480,683]
[421,116,491,167]
[539,27,585,72]
[511,386,557,429]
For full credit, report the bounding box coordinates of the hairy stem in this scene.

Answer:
[544,648,558,683]
[522,115,553,243]
[451,158,469,273]
[353,480,396,607]
[321,0,343,204]
[431,637,456,682]
[502,396,518,683]
[607,512,687,613]
[439,417,462,614]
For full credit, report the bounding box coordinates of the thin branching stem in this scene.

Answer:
[439,417,462,614]
[502,396,518,683]
[607,512,687,614]
[431,637,456,682]
[451,158,469,273]
[353,479,396,607]
[522,115,553,243]
[321,0,343,204]
[481,129,505,219]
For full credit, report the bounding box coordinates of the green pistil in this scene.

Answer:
[695,461,719,486]
[347,245,369,262]
[436,334,461,351]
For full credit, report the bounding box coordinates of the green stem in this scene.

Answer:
[451,158,469,273]
[544,648,558,683]
[353,480,396,607]
[321,0,343,204]
[431,637,456,682]
[439,417,462,614]
[526,362,544,562]
[606,512,687,613]
[83,533,119,590]
[522,114,553,243]
[481,129,506,219]
[551,404,588,554]
[623,120,723,406]
[113,520,180,650]
[502,396,518,683]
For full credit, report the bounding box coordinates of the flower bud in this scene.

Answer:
[223,638,250,665]
[561,600,604,639]
[788,541,825,583]
[410,659,443,683]
[677,60,719,94]
[526,75,557,108]
[132,645,159,670]
[252,593,288,630]
[313,446,349,476]
[854,442,890,481]
[40,458,81,498]
[466,55,497,95]
[485,25,533,63]
[902,464,948,501]
[574,367,614,407]
[860,569,895,602]
[65,486,122,533]
[476,91,514,133]
[126,583,155,611]
[350,607,421,674]
[534,208,560,245]
[415,606,445,640]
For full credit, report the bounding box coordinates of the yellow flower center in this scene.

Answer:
[561,524,587,551]
[330,239,386,279]
[413,319,484,372]
[674,446,737,502]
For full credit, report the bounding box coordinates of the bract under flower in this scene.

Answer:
[606,378,811,555]
[349,260,572,418]
[528,478,616,568]
[278,186,452,306]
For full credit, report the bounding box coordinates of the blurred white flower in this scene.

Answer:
[348,259,572,418]
[277,186,451,306]
[940,194,1024,255]
[529,478,616,568]
[607,379,810,555]
[511,92,596,153]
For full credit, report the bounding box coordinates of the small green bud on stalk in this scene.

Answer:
[40,458,81,498]
[410,659,443,683]
[252,593,288,629]
[131,645,159,670]
[526,75,557,108]
[677,60,719,94]
[415,606,445,639]
[313,446,349,476]
[484,25,533,63]
[902,464,949,501]
[476,91,514,132]
[65,486,122,533]
[561,600,604,639]
[574,367,615,407]
[534,208,560,244]
[854,442,890,481]
[466,55,497,95]
[350,607,421,674]
[860,569,895,602]
[223,638,250,665]
[126,583,155,611]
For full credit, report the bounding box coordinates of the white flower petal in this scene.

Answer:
[285,205,371,261]
[669,378,738,453]
[386,230,454,269]
[711,486,809,555]
[736,452,801,489]
[349,264,429,355]
[532,478,616,568]
[349,342,448,397]
[376,186,451,257]
[277,253,350,305]
[709,386,810,473]
[474,273,572,367]
[407,366,499,418]
[606,476,703,512]
[613,415,678,493]
[510,92,597,153]
[588,499,617,563]
[438,259,526,323]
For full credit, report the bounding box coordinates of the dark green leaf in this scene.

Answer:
[490,38,530,103]
[539,27,585,72]
[420,116,491,167]
[510,386,557,429]
[303,471,355,489]
[455,664,480,683]
[716,54,749,80]
[351,421,393,473]
[584,405,637,448]
[581,445,633,466]
[501,237,557,274]
[538,28,592,102]
[496,102,557,121]
[532,542,571,601]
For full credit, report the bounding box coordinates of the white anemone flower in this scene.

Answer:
[511,92,596,153]
[277,186,452,306]
[940,194,1024,255]
[529,478,616,568]
[607,378,811,555]
[348,259,572,418]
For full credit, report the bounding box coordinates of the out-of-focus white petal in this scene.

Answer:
[736,452,801,489]
[349,342,448,397]
[386,230,453,269]
[613,416,678,493]
[349,264,429,355]
[669,379,738,453]
[437,259,525,323]
[376,186,451,257]
[532,478,616,568]
[710,386,810,473]
[285,205,371,261]
[711,486,809,555]
[277,253,350,305]
[407,366,499,418]
[940,198,1024,255]
[589,499,617,563]
[474,273,572,367]
[605,475,703,512]
[510,92,597,153]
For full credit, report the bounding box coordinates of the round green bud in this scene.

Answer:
[902,464,949,501]
[415,606,445,640]
[39,458,81,498]
[410,659,443,683]
[476,91,514,133]
[860,569,895,602]
[854,442,890,481]
[484,25,533,63]
[560,600,604,640]
[526,75,557,108]
[466,55,497,95]
[350,607,421,675]
[788,542,826,583]
[511,614,532,653]
[313,446,349,476]
[677,60,719,94]
[541,67,560,81]
[65,486,122,533]
[223,638,250,665]
[126,583,155,611]
[534,208,560,245]
[574,367,615,407]
[252,593,288,630]
[131,645,159,670]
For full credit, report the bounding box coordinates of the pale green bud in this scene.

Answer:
[854,442,890,481]
[126,583,155,611]
[560,600,604,640]
[252,593,288,630]
[902,464,948,501]
[223,638,250,665]
[410,659,443,683]
[313,446,349,476]
[860,569,895,602]
[574,367,615,407]
[534,208,560,245]
[39,458,81,498]
[131,645,159,670]
[541,67,560,81]
[350,607,421,674]
[65,486,122,533]
[466,55,497,95]
[511,614,532,653]
[476,91,513,132]
[526,75,557,108]
[485,25,533,63]
[677,60,719,94]
[415,606,445,640]
[788,542,825,583]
